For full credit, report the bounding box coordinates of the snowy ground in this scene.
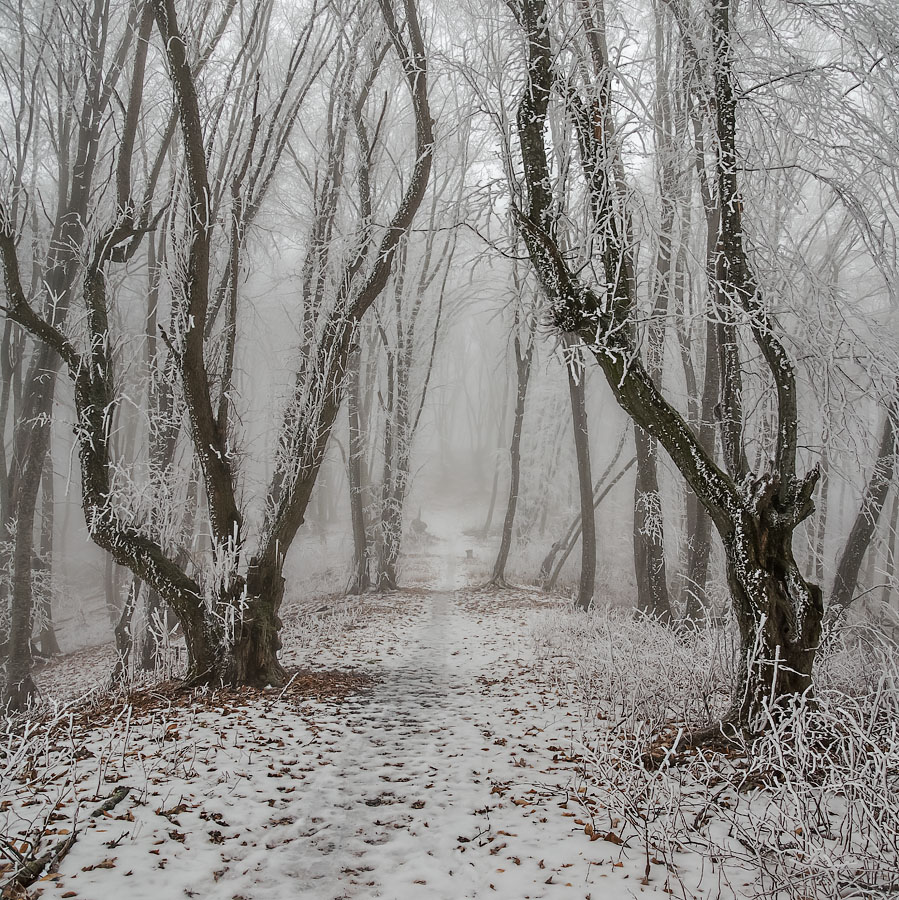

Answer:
[3,527,897,899]
[1,541,675,900]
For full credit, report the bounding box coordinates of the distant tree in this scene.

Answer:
[371,176,460,591]
[830,396,899,620]
[490,285,536,588]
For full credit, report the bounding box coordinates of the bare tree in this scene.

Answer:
[1,0,434,690]
[506,0,828,730]
[830,397,899,619]
[563,343,596,610]
[542,431,635,592]
[372,191,458,591]
[490,291,535,587]
[1,0,144,708]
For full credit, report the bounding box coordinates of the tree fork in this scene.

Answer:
[510,0,824,731]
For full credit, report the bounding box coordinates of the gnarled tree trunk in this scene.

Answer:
[222,557,288,687]
[509,0,823,730]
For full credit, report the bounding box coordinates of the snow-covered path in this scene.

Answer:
[213,578,635,899]
[5,545,657,900]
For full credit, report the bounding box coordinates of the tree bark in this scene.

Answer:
[3,348,57,709]
[883,488,898,609]
[723,500,822,724]
[140,589,163,672]
[683,319,719,622]
[566,347,595,610]
[481,453,502,536]
[347,346,370,593]
[491,320,534,585]
[112,577,141,682]
[813,448,829,586]
[830,404,898,618]
[104,553,122,625]
[38,449,60,657]
[633,426,671,622]
[222,557,288,687]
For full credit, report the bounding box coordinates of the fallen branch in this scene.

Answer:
[3,786,132,892]
[90,785,131,818]
[3,832,76,893]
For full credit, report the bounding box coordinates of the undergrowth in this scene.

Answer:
[531,606,899,899]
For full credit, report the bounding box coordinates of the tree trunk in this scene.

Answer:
[140,589,164,672]
[492,325,534,586]
[377,397,414,592]
[223,557,288,687]
[104,553,121,625]
[347,347,370,593]
[683,492,713,620]
[112,577,141,682]
[542,425,628,585]
[882,488,898,608]
[0,322,24,528]
[633,427,671,622]
[481,453,502,536]
[38,450,60,657]
[830,405,897,618]
[724,504,823,727]
[546,456,636,591]
[813,448,829,586]
[4,511,37,710]
[376,335,400,591]
[4,458,42,708]
[2,349,58,710]
[377,491,403,590]
[683,319,719,622]
[566,350,595,610]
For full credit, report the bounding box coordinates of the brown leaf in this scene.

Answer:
[82,857,117,871]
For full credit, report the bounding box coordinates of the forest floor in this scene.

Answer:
[3,527,896,899]
[2,536,698,900]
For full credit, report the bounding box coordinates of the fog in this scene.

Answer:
[2,0,898,894]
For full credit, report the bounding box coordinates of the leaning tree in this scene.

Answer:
[504,0,837,730]
[0,0,152,708]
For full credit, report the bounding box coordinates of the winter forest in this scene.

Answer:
[0,0,897,896]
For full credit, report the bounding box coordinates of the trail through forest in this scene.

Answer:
[4,530,667,900]
[232,550,611,899]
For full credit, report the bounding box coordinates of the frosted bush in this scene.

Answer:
[280,596,364,656]
[531,605,735,728]
[530,603,899,899]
